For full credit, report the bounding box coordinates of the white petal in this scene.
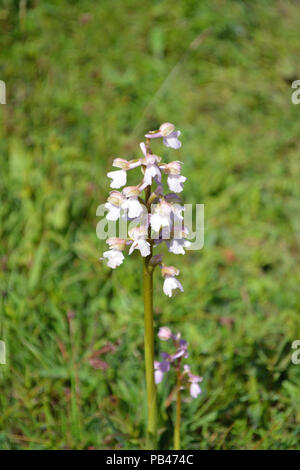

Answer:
[140,142,147,156]
[163,277,173,297]
[150,213,164,232]
[138,239,150,257]
[129,239,150,257]
[105,202,121,221]
[139,180,148,191]
[144,164,161,186]
[171,203,184,221]
[167,175,186,193]
[127,198,143,219]
[128,241,136,256]
[167,239,185,255]
[145,131,163,139]
[167,238,191,255]
[107,170,127,189]
[103,249,124,269]
[190,383,201,398]
[128,160,142,169]
[155,370,164,384]
[160,225,171,240]
[163,276,184,297]
[163,131,182,149]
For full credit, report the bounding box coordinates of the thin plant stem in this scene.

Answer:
[174,372,182,450]
[143,147,158,449]
[67,312,82,445]
[143,255,157,448]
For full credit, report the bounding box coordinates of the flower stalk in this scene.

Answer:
[143,181,158,448]
[155,327,203,450]
[143,252,157,448]
[174,370,182,450]
[100,122,192,449]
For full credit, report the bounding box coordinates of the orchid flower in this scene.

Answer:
[122,186,144,219]
[145,122,182,150]
[107,157,141,189]
[183,365,203,398]
[161,265,184,298]
[166,236,191,255]
[128,226,150,257]
[150,199,184,234]
[102,237,126,269]
[107,169,127,189]
[160,161,186,193]
[105,191,125,221]
[154,359,170,384]
[143,154,162,187]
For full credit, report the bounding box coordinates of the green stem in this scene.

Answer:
[143,256,157,448]
[174,373,182,450]
[143,169,157,449]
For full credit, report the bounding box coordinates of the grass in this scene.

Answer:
[0,0,300,449]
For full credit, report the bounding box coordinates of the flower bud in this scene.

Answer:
[161,161,182,175]
[164,193,182,203]
[158,326,172,341]
[142,154,161,165]
[107,191,125,206]
[106,237,126,251]
[122,186,141,197]
[112,158,130,170]
[159,122,175,137]
[149,254,163,267]
[128,225,148,240]
[161,265,180,278]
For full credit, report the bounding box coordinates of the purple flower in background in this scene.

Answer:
[154,326,203,399]
[154,359,170,384]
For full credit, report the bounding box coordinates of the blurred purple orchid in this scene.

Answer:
[154,327,203,399]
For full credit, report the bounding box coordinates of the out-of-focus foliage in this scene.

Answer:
[0,0,300,449]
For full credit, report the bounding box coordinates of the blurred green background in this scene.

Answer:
[1,0,300,450]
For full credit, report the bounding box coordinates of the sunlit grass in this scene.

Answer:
[0,0,300,449]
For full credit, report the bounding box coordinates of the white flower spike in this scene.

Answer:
[101,122,187,298]
[100,123,196,448]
